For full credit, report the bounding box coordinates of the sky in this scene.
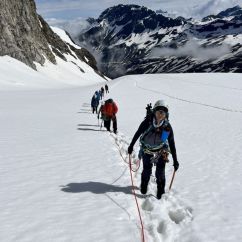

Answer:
[35,0,242,20]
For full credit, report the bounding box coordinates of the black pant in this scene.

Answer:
[141,153,166,188]
[92,106,97,113]
[104,116,117,132]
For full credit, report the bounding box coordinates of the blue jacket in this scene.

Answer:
[95,91,101,101]
[91,95,99,107]
[129,115,177,162]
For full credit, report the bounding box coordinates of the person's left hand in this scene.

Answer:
[173,160,179,171]
[128,145,133,154]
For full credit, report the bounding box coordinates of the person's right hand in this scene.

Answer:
[128,145,133,154]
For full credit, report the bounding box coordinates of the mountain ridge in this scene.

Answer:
[73,4,242,78]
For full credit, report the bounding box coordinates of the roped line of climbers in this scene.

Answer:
[90,85,180,242]
[91,83,118,134]
[91,83,139,170]
[90,86,145,241]
[91,88,180,199]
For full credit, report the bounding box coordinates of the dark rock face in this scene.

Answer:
[79,4,183,46]
[0,0,99,73]
[0,0,55,69]
[98,5,182,31]
[76,4,242,78]
[217,5,242,18]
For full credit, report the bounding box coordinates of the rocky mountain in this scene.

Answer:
[0,0,103,77]
[217,5,242,18]
[74,4,242,78]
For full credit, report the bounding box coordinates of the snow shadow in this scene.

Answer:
[79,108,92,112]
[82,103,90,107]
[61,181,138,195]
[77,128,106,132]
[78,124,100,127]
[77,111,92,114]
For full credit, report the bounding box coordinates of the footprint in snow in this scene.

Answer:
[168,208,188,224]
[157,220,168,235]
[141,197,154,211]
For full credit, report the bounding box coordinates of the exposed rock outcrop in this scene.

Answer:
[0,0,100,73]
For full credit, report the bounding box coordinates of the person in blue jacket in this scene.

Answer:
[91,91,100,113]
[99,90,102,100]
[128,100,179,199]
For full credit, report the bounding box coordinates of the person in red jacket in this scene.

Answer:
[98,99,118,134]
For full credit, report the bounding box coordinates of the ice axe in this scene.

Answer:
[169,170,176,190]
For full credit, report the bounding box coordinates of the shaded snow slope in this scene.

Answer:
[0,25,106,91]
[0,55,105,90]
[1,73,242,242]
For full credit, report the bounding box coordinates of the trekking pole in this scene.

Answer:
[100,120,103,130]
[169,170,176,190]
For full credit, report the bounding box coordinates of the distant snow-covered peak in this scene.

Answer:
[51,26,81,49]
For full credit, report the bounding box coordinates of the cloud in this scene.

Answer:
[36,0,242,19]
[46,18,91,38]
[191,0,241,18]
[150,38,231,60]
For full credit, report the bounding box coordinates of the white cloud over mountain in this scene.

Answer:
[46,18,90,38]
[36,0,242,19]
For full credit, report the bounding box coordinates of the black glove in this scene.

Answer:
[173,160,179,171]
[128,145,133,154]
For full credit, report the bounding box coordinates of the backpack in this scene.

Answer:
[140,120,170,153]
[101,99,118,120]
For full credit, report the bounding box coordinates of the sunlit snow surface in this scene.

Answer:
[0,72,242,242]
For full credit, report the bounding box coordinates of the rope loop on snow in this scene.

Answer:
[129,155,146,242]
[112,135,140,172]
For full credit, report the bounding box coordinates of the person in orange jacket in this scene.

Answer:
[98,99,118,134]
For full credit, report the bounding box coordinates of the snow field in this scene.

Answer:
[109,73,242,242]
[110,132,194,242]
[1,72,242,242]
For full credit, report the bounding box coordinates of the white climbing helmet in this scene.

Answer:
[153,100,169,113]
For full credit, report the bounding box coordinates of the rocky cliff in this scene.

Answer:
[0,0,99,72]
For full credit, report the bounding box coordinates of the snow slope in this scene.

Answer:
[0,26,106,91]
[1,73,242,242]
[0,55,104,90]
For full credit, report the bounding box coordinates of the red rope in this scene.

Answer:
[129,155,146,242]
[111,135,144,240]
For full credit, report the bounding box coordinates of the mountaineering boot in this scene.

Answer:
[157,185,165,199]
[140,181,148,194]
